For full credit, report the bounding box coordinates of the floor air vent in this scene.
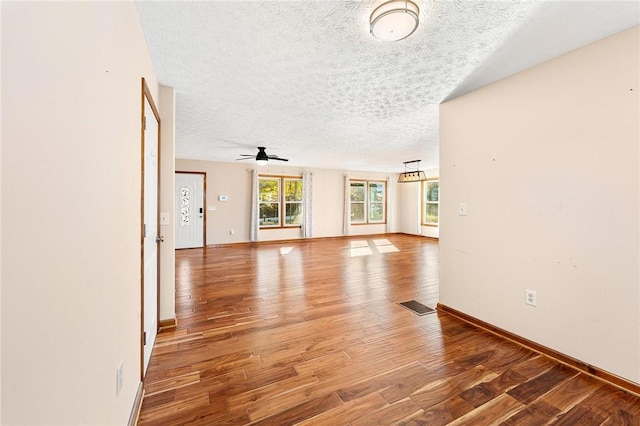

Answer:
[398,300,436,316]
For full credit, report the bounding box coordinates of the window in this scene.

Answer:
[284,179,303,225]
[350,182,366,223]
[422,179,439,226]
[259,176,303,228]
[369,182,385,222]
[350,180,386,224]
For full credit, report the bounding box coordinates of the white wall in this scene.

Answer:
[440,26,639,383]
[175,160,398,244]
[2,2,162,424]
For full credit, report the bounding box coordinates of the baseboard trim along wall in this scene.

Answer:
[158,318,177,331]
[128,382,145,426]
[437,303,640,397]
[206,232,431,248]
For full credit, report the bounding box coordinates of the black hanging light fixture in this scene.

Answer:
[398,160,428,183]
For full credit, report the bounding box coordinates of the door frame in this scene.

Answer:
[140,78,161,379]
[175,171,207,248]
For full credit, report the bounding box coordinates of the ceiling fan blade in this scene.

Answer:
[237,148,288,162]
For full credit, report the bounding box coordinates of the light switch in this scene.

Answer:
[160,212,169,225]
[458,203,467,216]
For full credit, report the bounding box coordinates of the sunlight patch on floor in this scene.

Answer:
[377,244,400,253]
[372,239,392,246]
[280,246,294,255]
[349,246,373,257]
[350,240,370,248]
[348,239,399,257]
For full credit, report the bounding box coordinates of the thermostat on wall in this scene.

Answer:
[218,195,228,201]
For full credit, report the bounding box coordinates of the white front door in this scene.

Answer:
[175,173,205,249]
[142,93,159,374]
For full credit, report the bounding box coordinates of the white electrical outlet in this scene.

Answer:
[116,361,124,396]
[525,289,537,307]
[458,202,467,216]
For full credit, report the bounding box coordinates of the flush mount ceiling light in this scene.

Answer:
[398,159,428,183]
[370,0,420,42]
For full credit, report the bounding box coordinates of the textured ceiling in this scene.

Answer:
[136,1,639,173]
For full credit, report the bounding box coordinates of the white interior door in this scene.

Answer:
[143,95,159,374]
[175,173,205,249]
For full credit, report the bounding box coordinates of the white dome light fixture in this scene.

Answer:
[370,0,420,42]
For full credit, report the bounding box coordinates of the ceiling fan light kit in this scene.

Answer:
[370,0,420,42]
[237,147,289,165]
[255,147,269,165]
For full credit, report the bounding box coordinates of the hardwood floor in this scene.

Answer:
[139,234,640,425]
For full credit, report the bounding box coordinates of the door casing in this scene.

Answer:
[140,78,161,379]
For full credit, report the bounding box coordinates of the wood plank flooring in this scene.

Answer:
[139,234,640,425]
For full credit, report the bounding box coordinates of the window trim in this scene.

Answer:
[349,179,387,225]
[421,178,439,227]
[258,174,303,230]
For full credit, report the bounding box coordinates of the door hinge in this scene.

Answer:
[142,115,147,130]
[143,331,147,345]
[143,224,147,238]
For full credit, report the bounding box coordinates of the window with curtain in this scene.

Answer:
[422,179,439,226]
[259,175,303,228]
[350,180,386,224]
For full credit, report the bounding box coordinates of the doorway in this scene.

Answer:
[175,172,206,249]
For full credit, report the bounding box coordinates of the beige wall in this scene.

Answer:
[440,26,639,383]
[175,160,398,244]
[176,160,253,243]
[397,182,420,235]
[2,2,164,424]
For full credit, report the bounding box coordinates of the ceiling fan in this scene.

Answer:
[236,147,289,165]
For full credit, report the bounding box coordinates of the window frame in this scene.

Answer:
[421,178,439,227]
[258,174,303,229]
[350,179,387,225]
